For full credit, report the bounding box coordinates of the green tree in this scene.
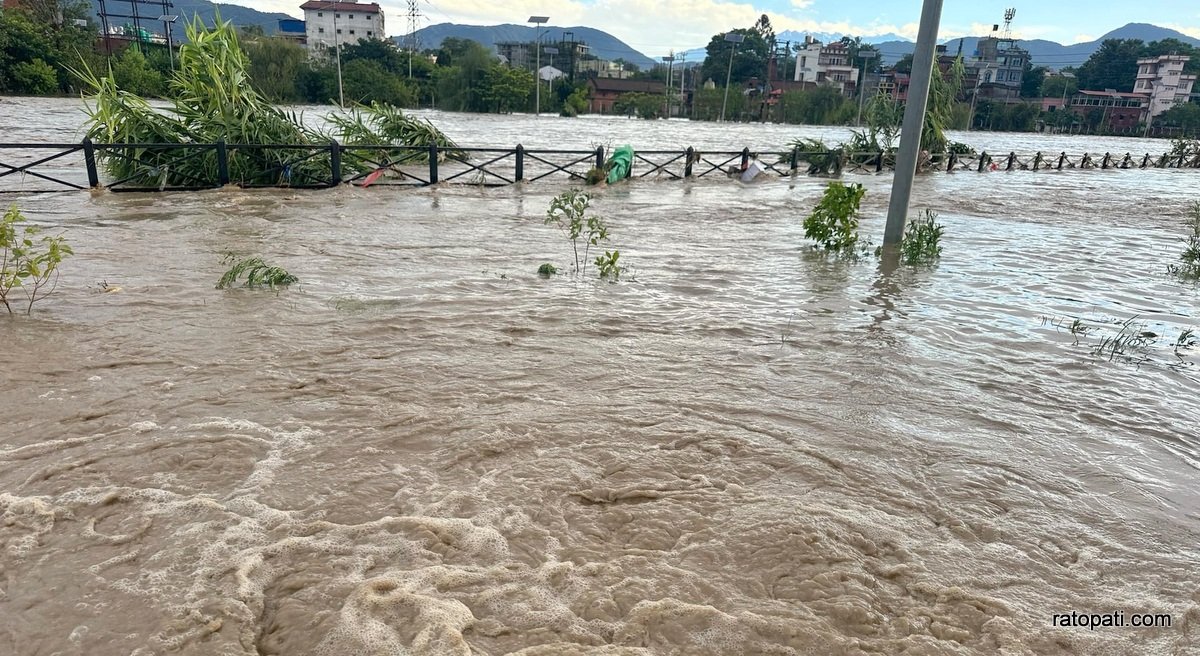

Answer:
[613,91,661,119]
[1041,74,1078,99]
[1159,103,1200,135]
[12,58,59,94]
[1075,39,1144,92]
[778,85,855,125]
[700,24,771,87]
[894,53,914,75]
[111,47,165,97]
[244,36,310,102]
[480,65,533,113]
[342,58,416,106]
[839,36,882,74]
[1021,64,1046,97]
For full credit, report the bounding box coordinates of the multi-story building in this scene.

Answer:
[1135,54,1196,120]
[299,1,383,52]
[967,36,1028,101]
[497,40,590,77]
[1070,90,1148,133]
[791,37,859,96]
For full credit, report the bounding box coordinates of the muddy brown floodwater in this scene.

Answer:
[1,97,1199,655]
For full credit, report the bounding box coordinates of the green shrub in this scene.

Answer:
[1167,201,1200,280]
[1,205,73,314]
[543,190,625,279]
[803,182,865,252]
[900,209,945,265]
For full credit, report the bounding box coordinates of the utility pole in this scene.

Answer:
[406,0,420,79]
[529,16,549,117]
[720,32,745,122]
[855,50,878,126]
[883,0,944,246]
[662,52,675,118]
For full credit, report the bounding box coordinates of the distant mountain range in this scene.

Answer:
[844,23,1200,68]
[401,23,658,69]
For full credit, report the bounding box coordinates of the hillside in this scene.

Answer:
[871,23,1200,68]
[401,23,657,69]
[89,0,294,41]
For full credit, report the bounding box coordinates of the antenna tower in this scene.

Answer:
[1001,8,1016,40]
[406,0,420,53]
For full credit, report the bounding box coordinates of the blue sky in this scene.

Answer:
[250,0,1200,57]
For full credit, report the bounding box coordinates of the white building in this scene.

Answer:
[1135,54,1196,120]
[299,1,384,52]
[792,37,859,96]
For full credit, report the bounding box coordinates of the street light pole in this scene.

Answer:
[720,32,745,122]
[320,1,345,108]
[662,53,675,117]
[156,14,178,73]
[529,15,549,116]
[967,64,991,131]
[855,50,878,126]
[883,0,945,246]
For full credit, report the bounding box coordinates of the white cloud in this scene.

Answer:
[1072,33,1097,43]
[790,0,814,8]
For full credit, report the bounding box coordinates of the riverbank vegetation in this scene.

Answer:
[803,182,865,253]
[74,18,457,187]
[1166,201,1200,281]
[0,205,73,314]
[4,3,1199,136]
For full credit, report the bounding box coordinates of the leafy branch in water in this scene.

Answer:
[216,255,298,289]
[543,190,624,280]
[1166,201,1200,281]
[1,205,73,314]
[900,209,945,265]
[804,182,865,253]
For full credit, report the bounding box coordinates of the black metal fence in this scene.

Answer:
[2,140,1199,193]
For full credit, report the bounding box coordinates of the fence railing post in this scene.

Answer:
[947,152,956,172]
[1121,153,1132,169]
[740,147,750,171]
[515,144,524,181]
[429,144,438,184]
[594,146,604,170]
[216,140,230,186]
[329,140,340,187]
[684,147,694,178]
[1101,152,1111,169]
[1032,152,1041,171]
[82,138,100,188]
[1179,153,1187,168]
[876,151,884,173]
[978,151,987,172]
[1057,151,1066,170]
[1006,152,1016,171]
[790,147,799,175]
[1141,153,1151,168]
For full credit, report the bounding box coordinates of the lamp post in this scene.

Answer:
[720,32,745,122]
[316,2,346,108]
[662,53,675,117]
[967,64,992,131]
[855,50,877,126]
[529,15,549,116]
[544,46,559,108]
[156,14,178,73]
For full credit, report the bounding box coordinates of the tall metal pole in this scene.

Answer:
[529,16,549,117]
[720,33,744,122]
[883,0,944,246]
[855,51,877,126]
[334,9,344,108]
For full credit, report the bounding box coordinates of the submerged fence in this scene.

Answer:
[2,140,1199,193]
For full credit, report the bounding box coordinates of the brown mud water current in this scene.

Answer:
[1,97,1199,655]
